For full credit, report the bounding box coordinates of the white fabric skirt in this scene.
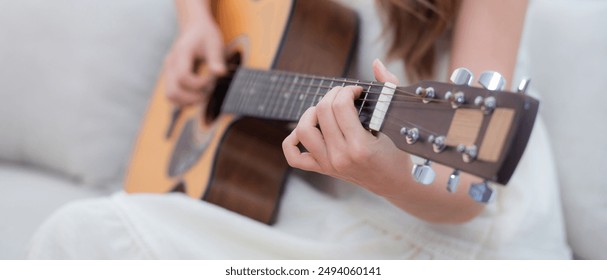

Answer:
[27,118,571,260]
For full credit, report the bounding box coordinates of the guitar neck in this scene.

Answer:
[222,67,388,128]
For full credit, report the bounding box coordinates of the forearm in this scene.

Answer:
[174,0,214,32]
[385,0,529,223]
[450,0,528,87]
[362,145,484,224]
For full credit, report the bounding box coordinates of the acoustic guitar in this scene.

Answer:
[125,0,538,225]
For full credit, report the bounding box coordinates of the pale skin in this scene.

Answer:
[167,0,528,223]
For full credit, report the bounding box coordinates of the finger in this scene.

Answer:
[174,54,208,91]
[165,71,204,106]
[282,130,321,172]
[316,86,346,147]
[167,56,214,105]
[332,86,370,141]
[296,107,331,170]
[203,40,227,76]
[178,73,210,92]
[372,59,400,84]
[165,82,203,106]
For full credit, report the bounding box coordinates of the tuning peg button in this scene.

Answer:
[450,67,473,86]
[468,181,495,203]
[412,160,435,185]
[445,91,465,109]
[405,128,419,144]
[481,96,497,114]
[416,87,435,103]
[458,145,477,163]
[447,170,460,193]
[517,78,531,94]
[432,135,447,153]
[479,71,506,91]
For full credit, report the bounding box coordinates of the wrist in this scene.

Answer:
[175,0,215,33]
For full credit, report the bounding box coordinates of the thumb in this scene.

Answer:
[372,59,400,85]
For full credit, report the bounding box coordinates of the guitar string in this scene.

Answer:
[226,85,479,112]
[224,71,480,159]
[227,81,478,137]
[229,70,482,137]
[227,88,448,137]
[227,79,480,133]
[240,68,458,102]
[229,86,470,109]
[230,72,467,105]
[241,76,430,101]
[234,68,504,111]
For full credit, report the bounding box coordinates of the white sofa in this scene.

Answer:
[0,0,176,259]
[1,0,605,259]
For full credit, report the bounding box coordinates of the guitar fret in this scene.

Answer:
[239,70,254,114]
[295,77,312,119]
[260,71,272,117]
[270,72,285,118]
[270,73,282,118]
[286,75,300,121]
[280,75,295,120]
[309,77,318,107]
[226,69,245,113]
[274,73,289,119]
[259,73,272,117]
[359,80,368,116]
[312,80,335,108]
[266,72,279,118]
[242,70,252,115]
[289,74,302,120]
[264,72,277,118]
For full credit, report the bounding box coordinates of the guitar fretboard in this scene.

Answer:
[222,68,386,127]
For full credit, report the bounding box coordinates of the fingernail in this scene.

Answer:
[374,58,387,73]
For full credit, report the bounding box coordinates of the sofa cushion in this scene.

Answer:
[0,0,176,189]
[524,0,607,259]
[0,162,108,259]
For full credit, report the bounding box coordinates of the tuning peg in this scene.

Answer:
[517,78,531,94]
[468,181,495,203]
[446,170,460,193]
[415,87,435,103]
[412,160,435,185]
[431,135,446,153]
[478,71,506,91]
[457,144,478,163]
[405,127,419,144]
[450,67,473,86]
[445,91,465,109]
[481,96,497,114]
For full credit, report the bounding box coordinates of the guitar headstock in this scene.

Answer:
[379,68,538,202]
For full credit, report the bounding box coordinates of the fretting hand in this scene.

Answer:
[282,59,408,198]
[283,59,485,223]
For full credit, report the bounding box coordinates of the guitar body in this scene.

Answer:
[125,0,358,224]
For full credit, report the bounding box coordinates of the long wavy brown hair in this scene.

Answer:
[376,0,462,82]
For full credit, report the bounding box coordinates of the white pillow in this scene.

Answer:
[0,0,176,189]
[524,0,607,259]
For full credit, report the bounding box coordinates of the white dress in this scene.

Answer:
[27,0,571,259]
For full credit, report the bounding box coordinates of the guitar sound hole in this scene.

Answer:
[205,52,242,124]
